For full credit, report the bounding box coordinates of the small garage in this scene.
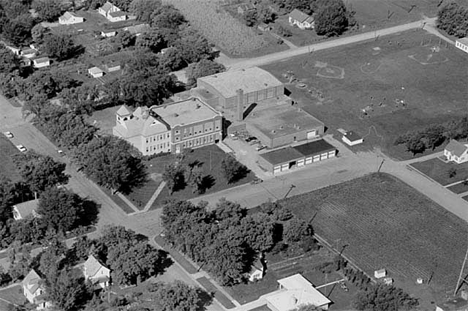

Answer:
[258,139,338,174]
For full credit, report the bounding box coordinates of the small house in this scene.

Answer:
[105,61,121,72]
[5,45,20,55]
[108,10,127,22]
[445,140,468,164]
[13,199,39,220]
[383,277,393,285]
[98,1,126,22]
[88,67,104,78]
[258,22,272,32]
[455,37,468,54]
[248,257,265,282]
[21,48,37,59]
[342,131,363,146]
[289,9,315,30]
[32,57,50,68]
[237,3,255,15]
[101,29,117,37]
[58,11,84,25]
[83,255,111,288]
[22,270,51,310]
[374,268,386,279]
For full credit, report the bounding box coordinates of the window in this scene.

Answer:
[146,148,149,153]
[176,137,179,141]
[167,133,170,138]
[175,130,180,134]
[146,138,148,144]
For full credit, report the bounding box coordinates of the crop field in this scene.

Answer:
[166,0,270,56]
[279,173,468,301]
[0,136,22,182]
[262,30,468,160]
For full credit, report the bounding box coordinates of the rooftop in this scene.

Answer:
[343,131,363,142]
[88,66,104,74]
[109,10,127,17]
[294,139,336,157]
[61,11,80,21]
[457,37,468,45]
[14,199,39,218]
[114,106,169,139]
[100,2,118,13]
[197,67,283,99]
[246,98,324,139]
[445,139,468,157]
[289,9,314,23]
[84,255,108,278]
[152,97,221,128]
[23,269,42,294]
[259,147,304,166]
[34,57,49,63]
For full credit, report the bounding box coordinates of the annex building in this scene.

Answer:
[113,98,222,155]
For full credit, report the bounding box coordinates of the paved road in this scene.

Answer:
[219,17,436,71]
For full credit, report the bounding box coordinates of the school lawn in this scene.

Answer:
[262,30,468,160]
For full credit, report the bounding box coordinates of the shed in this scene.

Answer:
[105,61,121,72]
[455,37,468,54]
[342,131,363,146]
[32,57,50,68]
[88,67,104,78]
[258,22,272,32]
[374,268,386,279]
[21,48,37,59]
[248,257,266,282]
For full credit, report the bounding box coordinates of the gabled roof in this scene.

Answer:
[88,66,104,75]
[109,10,126,17]
[84,255,108,278]
[117,104,133,116]
[457,37,468,45]
[61,11,80,21]
[33,57,50,64]
[445,140,468,157]
[14,199,39,218]
[21,48,37,55]
[289,9,313,23]
[22,269,42,295]
[100,2,118,13]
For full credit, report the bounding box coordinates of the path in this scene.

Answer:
[218,17,437,71]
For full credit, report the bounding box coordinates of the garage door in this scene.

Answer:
[267,88,275,98]
[298,159,304,166]
[321,153,328,160]
[281,164,289,171]
[328,151,336,158]
[274,166,281,174]
[313,155,320,162]
[305,157,313,164]
[307,130,317,139]
[258,90,265,101]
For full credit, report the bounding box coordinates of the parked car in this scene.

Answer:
[57,150,65,156]
[16,145,27,152]
[250,178,263,185]
[256,145,266,151]
[245,136,258,142]
[4,131,13,138]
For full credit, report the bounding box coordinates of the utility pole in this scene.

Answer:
[377,158,385,173]
[454,244,468,295]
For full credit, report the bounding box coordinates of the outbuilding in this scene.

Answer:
[59,11,84,25]
[88,66,104,78]
[342,131,363,146]
[32,57,50,68]
[258,139,337,174]
[455,37,468,54]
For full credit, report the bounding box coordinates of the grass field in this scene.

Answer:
[278,173,468,303]
[0,285,26,306]
[411,158,468,186]
[262,31,468,160]
[447,182,468,194]
[0,136,22,181]
[150,145,255,209]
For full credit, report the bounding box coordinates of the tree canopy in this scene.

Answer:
[186,59,225,87]
[354,284,419,311]
[314,0,349,36]
[0,45,21,73]
[32,0,63,22]
[43,34,81,61]
[149,281,210,311]
[437,2,468,38]
[130,0,162,22]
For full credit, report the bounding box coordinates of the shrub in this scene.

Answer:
[276,25,292,37]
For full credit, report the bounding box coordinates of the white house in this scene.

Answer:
[248,258,265,282]
[58,11,84,25]
[342,131,363,146]
[374,268,387,279]
[455,37,468,54]
[33,57,50,68]
[288,9,315,30]
[22,270,52,310]
[98,2,126,22]
[83,255,111,288]
[101,29,117,37]
[21,48,37,59]
[444,140,468,164]
[88,67,104,78]
[265,274,331,311]
[12,199,39,220]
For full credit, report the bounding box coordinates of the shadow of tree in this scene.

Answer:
[196,288,214,311]
[201,175,215,192]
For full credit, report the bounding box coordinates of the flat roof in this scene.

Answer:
[343,131,362,142]
[294,140,336,157]
[152,97,220,127]
[259,147,304,166]
[88,67,103,74]
[197,67,283,98]
[246,99,324,139]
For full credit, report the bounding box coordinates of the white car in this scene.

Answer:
[16,145,27,152]
[4,131,13,138]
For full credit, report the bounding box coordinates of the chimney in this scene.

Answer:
[236,89,244,122]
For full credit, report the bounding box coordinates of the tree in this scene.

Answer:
[149,281,209,311]
[314,0,349,37]
[44,268,92,311]
[31,23,49,44]
[36,187,84,234]
[354,284,419,311]
[38,239,67,278]
[421,125,445,150]
[405,134,426,156]
[188,166,203,194]
[437,3,468,38]
[14,151,69,194]
[159,47,185,71]
[175,26,212,64]
[257,4,276,24]
[186,59,225,87]
[162,164,185,195]
[44,112,97,148]
[43,34,80,61]
[150,4,185,29]
[136,29,166,53]
[243,9,257,27]
[283,217,313,244]
[107,241,166,285]
[74,136,147,193]
[293,304,323,311]
[112,30,136,50]
[59,84,100,115]
[1,15,34,46]
[0,45,21,73]
[130,0,162,22]
[220,155,248,184]
[32,0,63,22]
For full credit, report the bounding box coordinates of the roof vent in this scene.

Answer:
[174,113,179,117]
[280,126,284,129]
[264,83,268,86]
[196,104,201,109]
[272,130,276,134]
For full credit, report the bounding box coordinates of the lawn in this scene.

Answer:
[447,181,468,194]
[0,136,22,181]
[0,285,26,306]
[463,195,468,202]
[262,31,468,160]
[278,173,468,303]
[100,186,136,214]
[410,158,468,186]
[149,145,256,209]
[196,277,236,309]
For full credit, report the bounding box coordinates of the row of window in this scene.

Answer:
[180,135,215,148]
[145,143,168,153]
[174,125,220,137]
[146,133,170,144]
